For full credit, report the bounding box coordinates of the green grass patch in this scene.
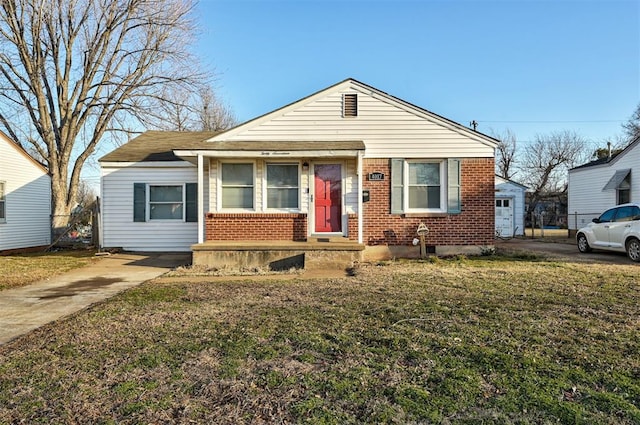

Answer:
[0,258,638,423]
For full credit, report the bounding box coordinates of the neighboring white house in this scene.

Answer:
[495,175,527,237]
[568,137,640,234]
[100,79,499,258]
[0,131,51,252]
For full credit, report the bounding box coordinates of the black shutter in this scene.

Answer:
[185,183,197,222]
[133,183,146,222]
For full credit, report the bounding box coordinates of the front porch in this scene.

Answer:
[192,239,365,271]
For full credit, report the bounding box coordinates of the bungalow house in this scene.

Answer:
[99,79,498,267]
[0,130,51,253]
[494,175,527,237]
[568,137,640,235]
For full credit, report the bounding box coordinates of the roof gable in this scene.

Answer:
[208,78,499,150]
[0,130,48,174]
[495,175,528,190]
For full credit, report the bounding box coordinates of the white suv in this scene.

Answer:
[576,203,640,262]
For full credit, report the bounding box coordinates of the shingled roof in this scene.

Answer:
[99,131,220,162]
[571,136,640,171]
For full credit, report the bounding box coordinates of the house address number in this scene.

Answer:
[368,172,385,181]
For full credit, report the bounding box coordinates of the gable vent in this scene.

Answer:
[343,93,358,117]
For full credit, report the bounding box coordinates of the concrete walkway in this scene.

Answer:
[0,252,191,345]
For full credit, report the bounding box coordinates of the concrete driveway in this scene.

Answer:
[496,237,637,265]
[0,252,191,345]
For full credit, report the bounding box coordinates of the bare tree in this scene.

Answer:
[154,85,237,131]
[198,87,237,131]
[519,130,588,214]
[491,128,518,180]
[75,179,98,210]
[622,103,640,143]
[0,0,207,227]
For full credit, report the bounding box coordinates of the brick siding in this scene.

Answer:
[204,157,494,246]
[362,158,495,246]
[205,213,307,241]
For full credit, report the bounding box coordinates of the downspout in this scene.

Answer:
[357,151,364,244]
[197,154,204,244]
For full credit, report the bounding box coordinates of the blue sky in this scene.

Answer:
[195,0,639,149]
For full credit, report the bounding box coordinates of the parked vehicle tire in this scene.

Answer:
[626,238,640,262]
[577,233,591,253]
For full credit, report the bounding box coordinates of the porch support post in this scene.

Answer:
[197,154,204,244]
[357,151,364,244]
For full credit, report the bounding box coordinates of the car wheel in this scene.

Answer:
[626,238,640,262]
[577,234,591,253]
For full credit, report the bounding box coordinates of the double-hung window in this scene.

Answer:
[618,174,631,205]
[408,161,442,209]
[221,163,254,209]
[133,183,197,222]
[266,163,299,210]
[149,185,183,220]
[391,159,461,214]
[0,181,5,223]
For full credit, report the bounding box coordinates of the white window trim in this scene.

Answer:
[404,159,447,213]
[263,162,301,212]
[147,183,186,222]
[218,160,256,212]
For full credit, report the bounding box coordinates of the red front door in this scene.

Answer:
[314,164,342,233]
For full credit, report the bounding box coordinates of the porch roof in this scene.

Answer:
[173,140,365,160]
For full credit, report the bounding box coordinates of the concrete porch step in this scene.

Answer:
[192,240,364,271]
[307,235,355,244]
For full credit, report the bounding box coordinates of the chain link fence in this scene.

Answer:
[525,211,571,239]
[566,211,602,238]
[50,198,100,249]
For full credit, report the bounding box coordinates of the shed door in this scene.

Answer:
[314,164,342,233]
[495,198,513,237]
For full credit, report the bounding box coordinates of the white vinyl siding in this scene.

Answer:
[345,159,358,214]
[209,82,495,159]
[0,136,51,251]
[568,141,640,230]
[101,162,202,251]
[495,176,526,236]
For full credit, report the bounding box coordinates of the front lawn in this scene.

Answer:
[0,250,97,290]
[0,255,638,424]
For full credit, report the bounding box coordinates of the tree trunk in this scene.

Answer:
[51,176,74,229]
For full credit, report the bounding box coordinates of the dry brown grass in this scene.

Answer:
[525,227,570,239]
[0,255,638,423]
[0,249,97,290]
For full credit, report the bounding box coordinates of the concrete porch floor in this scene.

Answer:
[191,240,365,271]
